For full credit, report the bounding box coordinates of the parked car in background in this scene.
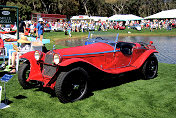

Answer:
[113,24,125,30]
[130,25,142,31]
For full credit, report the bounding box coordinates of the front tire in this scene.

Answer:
[55,67,88,103]
[18,63,33,89]
[141,54,158,79]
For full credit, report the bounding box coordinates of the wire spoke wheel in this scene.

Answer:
[18,62,34,89]
[142,54,158,79]
[146,60,157,77]
[55,67,88,103]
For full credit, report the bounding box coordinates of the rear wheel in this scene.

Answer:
[18,63,34,89]
[55,67,88,103]
[141,54,158,79]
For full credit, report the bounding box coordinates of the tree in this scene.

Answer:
[105,0,128,14]
[79,0,89,15]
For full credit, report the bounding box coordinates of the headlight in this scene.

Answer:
[34,51,41,61]
[53,54,60,64]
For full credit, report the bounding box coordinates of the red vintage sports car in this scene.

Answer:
[113,24,125,30]
[18,34,158,103]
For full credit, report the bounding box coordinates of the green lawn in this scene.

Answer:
[0,63,176,118]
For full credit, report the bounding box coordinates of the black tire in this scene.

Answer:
[18,63,33,89]
[55,67,88,103]
[141,54,158,79]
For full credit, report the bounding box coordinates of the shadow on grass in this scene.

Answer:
[14,95,27,99]
[33,70,143,100]
[35,87,56,98]
[0,71,8,77]
[1,99,13,105]
[84,71,142,98]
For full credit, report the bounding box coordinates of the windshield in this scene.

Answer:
[87,31,118,46]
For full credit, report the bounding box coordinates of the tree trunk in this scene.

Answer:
[112,5,117,14]
[84,4,89,15]
[40,0,48,13]
[32,1,36,10]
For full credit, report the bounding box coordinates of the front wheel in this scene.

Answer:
[55,67,88,103]
[141,54,158,79]
[18,62,34,89]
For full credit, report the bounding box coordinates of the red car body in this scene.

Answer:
[113,24,125,30]
[19,40,158,103]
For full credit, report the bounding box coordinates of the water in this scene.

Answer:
[56,36,176,64]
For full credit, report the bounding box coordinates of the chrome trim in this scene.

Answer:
[63,50,120,57]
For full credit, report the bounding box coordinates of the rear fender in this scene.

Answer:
[132,50,158,68]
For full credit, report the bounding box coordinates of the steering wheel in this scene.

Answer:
[95,37,103,40]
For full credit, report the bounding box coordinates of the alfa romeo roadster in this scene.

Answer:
[18,34,158,103]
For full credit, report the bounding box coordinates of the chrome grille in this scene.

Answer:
[43,64,57,77]
[43,52,56,77]
[45,53,53,64]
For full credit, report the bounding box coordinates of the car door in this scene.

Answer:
[103,51,116,69]
[115,50,132,68]
[114,43,134,68]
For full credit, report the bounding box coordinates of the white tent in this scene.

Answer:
[90,16,108,21]
[145,9,176,19]
[70,15,108,22]
[71,15,90,20]
[109,14,143,21]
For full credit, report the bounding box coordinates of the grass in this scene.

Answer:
[0,63,176,118]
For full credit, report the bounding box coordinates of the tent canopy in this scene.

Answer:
[90,16,108,21]
[70,15,108,22]
[109,14,143,21]
[145,9,176,19]
[71,15,90,20]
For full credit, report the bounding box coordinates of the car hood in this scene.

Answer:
[53,42,114,56]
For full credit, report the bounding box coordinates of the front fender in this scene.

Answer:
[132,49,158,68]
[20,51,45,62]
[20,51,45,81]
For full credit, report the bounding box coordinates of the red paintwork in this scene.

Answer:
[20,51,45,82]
[25,28,37,33]
[0,30,16,34]
[20,41,158,89]
[113,25,125,30]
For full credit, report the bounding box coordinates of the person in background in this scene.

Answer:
[0,38,4,56]
[9,36,31,73]
[30,21,35,36]
[19,17,26,33]
[36,18,44,42]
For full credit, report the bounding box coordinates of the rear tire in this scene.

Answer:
[55,67,88,103]
[141,54,158,79]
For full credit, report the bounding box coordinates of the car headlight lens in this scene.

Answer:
[34,51,41,61]
[53,54,60,64]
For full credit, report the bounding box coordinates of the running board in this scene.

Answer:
[105,66,137,74]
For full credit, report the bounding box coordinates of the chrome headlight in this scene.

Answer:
[53,54,60,64]
[34,51,41,61]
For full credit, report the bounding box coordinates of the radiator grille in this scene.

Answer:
[43,52,56,77]
[43,64,57,77]
[45,53,53,64]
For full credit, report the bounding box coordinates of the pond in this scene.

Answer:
[55,36,176,64]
